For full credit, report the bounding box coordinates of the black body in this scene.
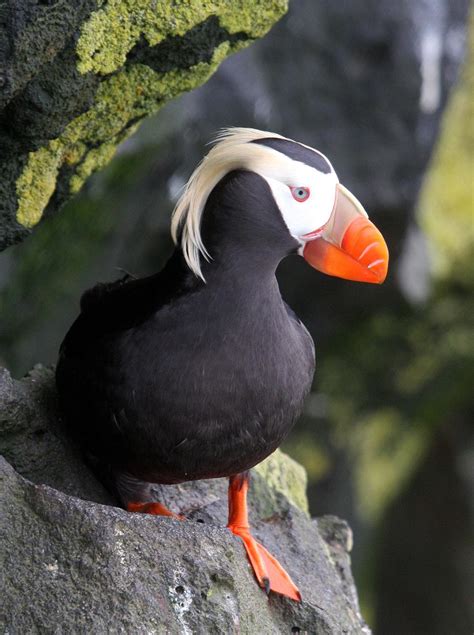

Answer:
[56,171,315,490]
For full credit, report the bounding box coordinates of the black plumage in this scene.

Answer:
[56,170,315,491]
[251,137,332,173]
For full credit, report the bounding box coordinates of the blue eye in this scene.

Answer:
[290,186,310,202]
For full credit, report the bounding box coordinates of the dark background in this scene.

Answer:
[1,1,472,632]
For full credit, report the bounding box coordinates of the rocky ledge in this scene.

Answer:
[0,366,370,633]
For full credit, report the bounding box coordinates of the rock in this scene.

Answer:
[0,0,287,250]
[1,365,369,633]
[0,364,111,504]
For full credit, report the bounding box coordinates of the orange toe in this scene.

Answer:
[127,501,184,520]
[229,526,301,602]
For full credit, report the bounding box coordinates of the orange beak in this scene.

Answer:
[303,184,389,284]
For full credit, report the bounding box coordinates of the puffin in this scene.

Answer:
[56,128,388,602]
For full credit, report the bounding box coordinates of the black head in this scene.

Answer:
[171,128,388,284]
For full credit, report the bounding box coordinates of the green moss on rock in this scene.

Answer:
[13,1,287,231]
[16,142,63,228]
[253,448,309,516]
[76,0,287,75]
[15,43,236,229]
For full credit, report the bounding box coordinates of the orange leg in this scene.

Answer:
[226,473,301,602]
[127,501,183,520]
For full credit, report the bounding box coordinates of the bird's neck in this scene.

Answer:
[166,168,301,303]
[198,169,299,285]
[202,241,282,288]
[163,246,282,304]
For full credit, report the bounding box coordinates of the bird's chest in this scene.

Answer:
[198,320,311,415]
[123,301,314,479]
[137,301,312,413]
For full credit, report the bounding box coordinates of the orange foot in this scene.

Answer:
[126,501,184,520]
[227,473,301,602]
[229,525,301,601]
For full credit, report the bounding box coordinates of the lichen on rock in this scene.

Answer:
[15,43,239,229]
[254,448,309,516]
[76,0,287,75]
[1,0,288,249]
[15,143,64,229]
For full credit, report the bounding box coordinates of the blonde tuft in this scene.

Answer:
[171,127,287,280]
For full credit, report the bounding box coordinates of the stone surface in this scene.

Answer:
[1,365,369,633]
[0,0,287,250]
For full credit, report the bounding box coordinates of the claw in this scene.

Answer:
[262,577,271,595]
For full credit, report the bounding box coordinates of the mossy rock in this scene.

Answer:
[0,0,287,250]
[254,448,309,516]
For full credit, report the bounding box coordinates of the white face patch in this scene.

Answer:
[172,128,342,279]
[258,162,339,244]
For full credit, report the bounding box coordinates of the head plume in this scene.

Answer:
[171,127,287,280]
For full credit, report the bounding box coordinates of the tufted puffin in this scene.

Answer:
[56,128,388,602]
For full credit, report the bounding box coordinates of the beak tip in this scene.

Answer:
[303,185,389,285]
[370,263,389,285]
[303,219,389,285]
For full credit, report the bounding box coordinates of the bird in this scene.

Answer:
[56,128,388,602]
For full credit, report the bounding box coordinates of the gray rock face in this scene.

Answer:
[1,366,369,633]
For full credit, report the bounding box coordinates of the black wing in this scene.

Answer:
[59,249,198,357]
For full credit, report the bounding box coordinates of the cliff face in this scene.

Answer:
[0,0,287,250]
[1,365,369,633]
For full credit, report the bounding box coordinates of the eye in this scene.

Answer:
[290,186,310,202]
